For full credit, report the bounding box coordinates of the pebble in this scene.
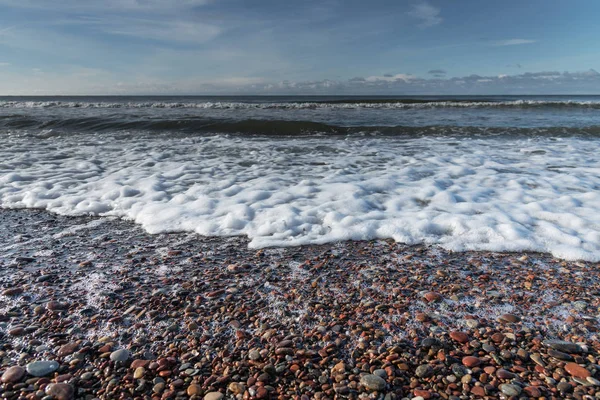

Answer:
[588,377,600,386]
[423,292,442,302]
[1,366,26,383]
[415,365,434,378]
[187,384,202,396]
[557,381,573,394]
[530,353,545,367]
[360,374,386,391]
[110,349,130,362]
[544,339,584,354]
[564,362,591,378]
[57,342,78,357]
[2,287,23,296]
[462,356,480,367]
[133,367,145,379]
[449,331,469,343]
[499,383,522,397]
[45,383,74,400]
[204,392,224,400]
[498,313,520,323]
[26,360,59,377]
[228,382,246,395]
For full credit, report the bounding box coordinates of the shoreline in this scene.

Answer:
[1,209,600,399]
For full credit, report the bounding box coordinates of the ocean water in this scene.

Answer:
[2,95,600,261]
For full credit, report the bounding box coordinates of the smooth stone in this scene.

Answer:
[573,301,588,311]
[548,349,573,361]
[498,313,520,323]
[187,384,202,396]
[3,288,24,296]
[373,369,387,378]
[26,361,59,377]
[496,369,516,379]
[482,344,496,353]
[45,383,74,400]
[57,343,78,357]
[228,382,246,395]
[204,392,224,400]
[557,381,573,394]
[130,359,151,369]
[587,377,600,386]
[80,372,94,380]
[449,331,469,343]
[153,383,165,393]
[110,349,130,362]
[544,340,584,354]
[360,374,386,391]
[133,367,145,379]
[248,349,261,361]
[1,366,26,383]
[499,383,522,397]
[531,353,545,367]
[565,362,591,378]
[423,292,442,302]
[465,319,479,328]
[523,386,541,397]
[415,365,434,378]
[462,356,480,368]
[420,338,441,349]
[452,364,468,378]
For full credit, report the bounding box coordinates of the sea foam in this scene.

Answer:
[2,132,600,261]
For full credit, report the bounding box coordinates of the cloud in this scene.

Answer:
[0,0,210,12]
[494,39,536,46]
[365,73,415,82]
[408,2,442,28]
[3,63,600,96]
[428,69,446,78]
[102,18,221,44]
[0,62,10,66]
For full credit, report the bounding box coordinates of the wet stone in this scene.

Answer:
[110,349,130,362]
[204,392,224,400]
[544,340,584,354]
[558,381,573,394]
[548,349,573,361]
[564,362,591,378]
[499,383,522,397]
[415,365,434,378]
[26,361,59,377]
[360,374,386,391]
[45,383,74,400]
[1,366,26,383]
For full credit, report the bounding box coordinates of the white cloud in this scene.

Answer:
[104,18,221,44]
[0,0,210,12]
[494,39,536,46]
[408,2,442,27]
[0,62,10,66]
[365,73,415,82]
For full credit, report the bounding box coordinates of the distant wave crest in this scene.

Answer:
[2,99,600,110]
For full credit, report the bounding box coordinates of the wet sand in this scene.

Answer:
[1,209,600,399]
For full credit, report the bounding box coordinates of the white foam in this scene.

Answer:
[2,132,600,261]
[1,100,599,110]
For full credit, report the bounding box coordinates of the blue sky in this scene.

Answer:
[0,0,598,94]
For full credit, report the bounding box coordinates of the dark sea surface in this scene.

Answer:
[2,95,600,260]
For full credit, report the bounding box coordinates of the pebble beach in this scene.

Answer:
[1,209,600,400]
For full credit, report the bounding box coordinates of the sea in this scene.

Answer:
[2,95,600,261]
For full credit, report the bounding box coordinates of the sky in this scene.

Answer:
[0,0,599,95]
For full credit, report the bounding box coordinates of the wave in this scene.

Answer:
[2,114,600,137]
[2,99,600,110]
